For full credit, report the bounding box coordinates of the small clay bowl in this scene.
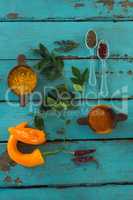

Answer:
[77,105,128,134]
[8,55,37,107]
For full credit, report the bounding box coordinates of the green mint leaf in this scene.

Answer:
[47,97,57,106]
[70,77,80,84]
[72,66,81,78]
[73,84,83,92]
[34,114,44,130]
[82,68,89,82]
[54,40,79,52]
[33,43,64,81]
[39,43,50,58]
[34,59,50,71]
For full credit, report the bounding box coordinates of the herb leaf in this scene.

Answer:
[54,40,79,52]
[42,84,77,111]
[82,68,89,82]
[33,43,64,80]
[34,114,44,130]
[73,84,83,92]
[39,43,50,58]
[71,67,89,92]
[70,77,80,84]
[72,66,81,78]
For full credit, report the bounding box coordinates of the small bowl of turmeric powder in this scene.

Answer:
[8,55,37,106]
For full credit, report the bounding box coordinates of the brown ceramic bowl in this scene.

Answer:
[77,105,128,134]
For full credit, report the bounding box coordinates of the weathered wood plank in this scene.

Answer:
[1,186,133,200]
[0,59,133,101]
[0,0,133,21]
[0,22,133,58]
[1,140,133,186]
[0,98,132,141]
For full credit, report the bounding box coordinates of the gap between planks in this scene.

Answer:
[2,17,133,22]
[1,138,133,144]
[0,57,133,61]
[1,181,133,189]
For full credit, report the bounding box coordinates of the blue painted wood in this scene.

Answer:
[1,186,133,200]
[0,0,133,196]
[0,98,132,141]
[0,140,133,186]
[0,0,133,21]
[0,22,133,59]
[0,59,133,101]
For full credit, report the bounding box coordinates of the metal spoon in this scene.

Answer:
[85,30,98,87]
[97,40,109,97]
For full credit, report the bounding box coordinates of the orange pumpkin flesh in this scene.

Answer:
[8,122,46,145]
[88,105,115,134]
[7,135,44,168]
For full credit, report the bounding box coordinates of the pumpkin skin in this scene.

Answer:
[7,135,44,168]
[8,122,46,145]
[7,122,46,167]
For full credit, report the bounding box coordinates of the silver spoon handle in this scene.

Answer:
[89,49,97,86]
[100,60,108,97]
[89,59,97,86]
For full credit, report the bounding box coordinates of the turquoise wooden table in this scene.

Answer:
[1,0,133,199]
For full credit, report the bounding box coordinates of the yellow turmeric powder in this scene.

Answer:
[8,66,37,95]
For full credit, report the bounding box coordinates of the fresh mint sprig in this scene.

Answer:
[71,66,89,93]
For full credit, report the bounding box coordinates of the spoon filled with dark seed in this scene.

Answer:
[97,40,109,97]
[85,30,97,87]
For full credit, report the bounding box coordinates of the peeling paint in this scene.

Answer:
[120,0,133,8]
[74,3,85,8]
[96,0,114,10]
[0,151,16,172]
[6,13,19,19]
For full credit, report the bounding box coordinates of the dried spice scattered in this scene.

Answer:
[67,148,97,166]
[74,149,96,156]
[65,119,71,125]
[0,151,16,172]
[54,40,79,52]
[98,42,108,59]
[15,178,22,184]
[73,156,98,166]
[86,31,97,48]
[3,176,13,183]
[128,70,133,75]
[33,43,64,80]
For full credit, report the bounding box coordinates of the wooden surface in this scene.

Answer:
[1,0,133,199]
